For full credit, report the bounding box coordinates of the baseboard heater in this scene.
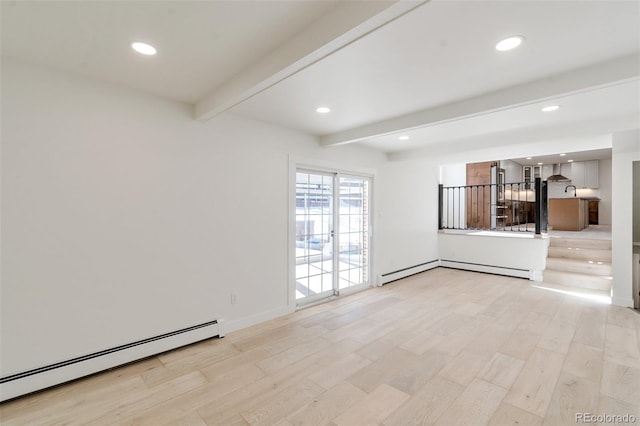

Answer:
[380,260,440,285]
[440,259,530,279]
[0,318,224,402]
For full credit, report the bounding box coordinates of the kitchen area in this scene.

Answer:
[442,147,631,308]
[546,160,601,231]
[443,149,611,233]
[500,150,611,232]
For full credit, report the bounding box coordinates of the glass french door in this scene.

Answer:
[295,170,370,303]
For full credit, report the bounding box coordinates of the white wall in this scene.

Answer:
[376,159,440,276]
[439,163,466,229]
[611,130,640,307]
[440,163,466,187]
[1,60,397,376]
[634,161,640,245]
[595,158,612,225]
[500,159,522,184]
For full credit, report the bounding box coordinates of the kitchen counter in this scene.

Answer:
[548,198,590,231]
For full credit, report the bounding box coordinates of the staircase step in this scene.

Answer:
[546,257,612,276]
[543,269,612,291]
[547,246,612,262]
[548,237,611,250]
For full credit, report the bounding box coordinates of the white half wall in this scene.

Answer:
[1,59,392,378]
[439,232,549,281]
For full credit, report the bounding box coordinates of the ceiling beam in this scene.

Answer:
[320,54,640,146]
[194,0,426,121]
[387,117,627,162]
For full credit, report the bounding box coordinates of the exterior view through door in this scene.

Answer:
[295,170,370,303]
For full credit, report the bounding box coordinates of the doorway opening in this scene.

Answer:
[294,169,371,305]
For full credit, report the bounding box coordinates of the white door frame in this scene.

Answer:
[289,156,375,308]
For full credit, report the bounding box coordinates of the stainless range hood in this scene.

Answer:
[547,163,570,182]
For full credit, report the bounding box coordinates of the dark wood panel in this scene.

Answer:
[466,161,496,229]
[588,200,599,225]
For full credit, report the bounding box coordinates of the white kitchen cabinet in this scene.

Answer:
[571,161,585,187]
[571,160,599,188]
[585,160,599,188]
[523,165,541,182]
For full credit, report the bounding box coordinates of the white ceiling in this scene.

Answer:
[358,79,640,153]
[2,0,639,158]
[0,0,340,103]
[232,1,640,136]
[511,148,612,167]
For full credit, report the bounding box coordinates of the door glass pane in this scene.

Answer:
[337,176,369,289]
[295,171,334,299]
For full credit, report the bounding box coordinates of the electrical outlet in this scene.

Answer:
[230,292,238,305]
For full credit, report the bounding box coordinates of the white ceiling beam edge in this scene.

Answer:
[194,0,427,121]
[320,54,640,146]
[388,116,628,163]
[396,133,613,167]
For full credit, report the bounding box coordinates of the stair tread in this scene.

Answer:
[547,246,612,262]
[555,237,610,240]
[544,269,612,278]
[547,257,611,265]
[545,236,612,292]
[548,237,611,249]
[545,256,611,276]
[548,247,611,252]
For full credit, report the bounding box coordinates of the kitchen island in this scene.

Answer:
[548,198,591,231]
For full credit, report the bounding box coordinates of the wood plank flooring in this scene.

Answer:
[2,268,639,425]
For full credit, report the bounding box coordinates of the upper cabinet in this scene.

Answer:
[571,160,599,188]
[523,165,541,182]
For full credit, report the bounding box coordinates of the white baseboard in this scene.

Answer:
[379,260,440,285]
[529,270,544,281]
[0,319,222,402]
[440,260,530,279]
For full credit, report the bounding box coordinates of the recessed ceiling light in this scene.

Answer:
[559,153,566,156]
[537,162,543,165]
[568,159,574,163]
[542,105,560,112]
[399,135,410,140]
[495,35,524,52]
[526,157,532,160]
[131,42,157,56]
[316,107,331,114]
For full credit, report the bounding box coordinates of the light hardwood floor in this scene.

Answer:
[2,268,639,425]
